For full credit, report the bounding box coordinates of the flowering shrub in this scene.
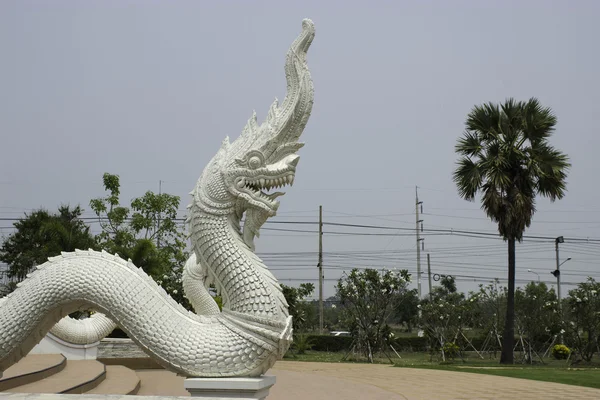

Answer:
[468,281,506,351]
[515,282,561,360]
[336,268,411,362]
[563,278,600,361]
[551,344,571,360]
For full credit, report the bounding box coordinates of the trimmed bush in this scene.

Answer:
[443,342,460,359]
[552,344,571,360]
[390,336,429,351]
[304,335,430,353]
[301,334,496,353]
[306,335,353,352]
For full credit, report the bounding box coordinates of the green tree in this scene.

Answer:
[514,282,560,363]
[281,283,315,332]
[563,278,600,362]
[453,98,570,363]
[89,173,189,307]
[418,275,468,361]
[0,205,96,284]
[470,280,507,353]
[323,297,342,332]
[393,288,419,332]
[336,268,411,362]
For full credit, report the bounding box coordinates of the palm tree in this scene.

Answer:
[453,98,570,363]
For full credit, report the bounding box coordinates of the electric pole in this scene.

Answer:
[318,205,324,334]
[415,187,424,298]
[555,236,563,306]
[554,235,564,343]
[427,253,432,299]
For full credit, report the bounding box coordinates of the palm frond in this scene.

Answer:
[522,97,557,144]
[528,142,570,201]
[499,98,524,144]
[455,131,483,157]
[453,157,482,201]
[465,102,502,143]
[480,182,502,220]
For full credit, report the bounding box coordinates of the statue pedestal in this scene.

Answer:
[30,332,99,360]
[184,376,276,399]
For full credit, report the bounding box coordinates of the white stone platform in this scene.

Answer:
[184,376,276,399]
[30,333,99,360]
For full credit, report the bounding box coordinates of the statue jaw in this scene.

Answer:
[228,153,299,216]
[225,154,300,250]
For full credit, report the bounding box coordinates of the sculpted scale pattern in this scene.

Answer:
[0,19,315,378]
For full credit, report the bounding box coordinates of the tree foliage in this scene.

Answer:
[281,283,315,332]
[336,268,411,362]
[470,280,507,348]
[0,205,96,283]
[393,288,419,332]
[514,282,560,363]
[453,98,570,364]
[89,173,190,308]
[563,278,600,362]
[418,275,471,361]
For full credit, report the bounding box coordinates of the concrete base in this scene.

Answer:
[30,332,99,360]
[184,376,276,399]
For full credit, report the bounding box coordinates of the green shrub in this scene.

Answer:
[306,335,353,352]
[552,344,571,360]
[301,334,437,353]
[391,336,429,351]
[442,342,460,359]
[292,334,315,354]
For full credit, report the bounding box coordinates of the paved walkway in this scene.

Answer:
[271,361,600,400]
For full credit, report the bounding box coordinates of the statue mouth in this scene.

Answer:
[240,173,295,205]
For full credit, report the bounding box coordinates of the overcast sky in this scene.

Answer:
[1,0,599,299]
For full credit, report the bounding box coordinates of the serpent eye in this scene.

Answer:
[248,156,262,169]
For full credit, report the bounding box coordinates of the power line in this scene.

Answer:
[424,212,600,224]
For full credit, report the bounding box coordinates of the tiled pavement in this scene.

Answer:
[271,361,600,400]
[94,341,600,399]
[3,357,599,399]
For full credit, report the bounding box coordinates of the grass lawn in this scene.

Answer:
[283,350,600,389]
[423,365,600,390]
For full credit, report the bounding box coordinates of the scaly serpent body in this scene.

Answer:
[0,19,314,378]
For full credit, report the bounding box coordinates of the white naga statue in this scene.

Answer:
[0,19,315,378]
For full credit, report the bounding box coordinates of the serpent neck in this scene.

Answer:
[189,206,288,321]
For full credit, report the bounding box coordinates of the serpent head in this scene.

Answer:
[193,19,315,250]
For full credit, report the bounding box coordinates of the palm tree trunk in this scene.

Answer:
[500,237,516,364]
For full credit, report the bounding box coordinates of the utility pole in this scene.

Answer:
[427,253,432,299]
[554,236,564,309]
[554,235,564,343]
[415,187,424,298]
[318,205,324,335]
[551,237,572,343]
